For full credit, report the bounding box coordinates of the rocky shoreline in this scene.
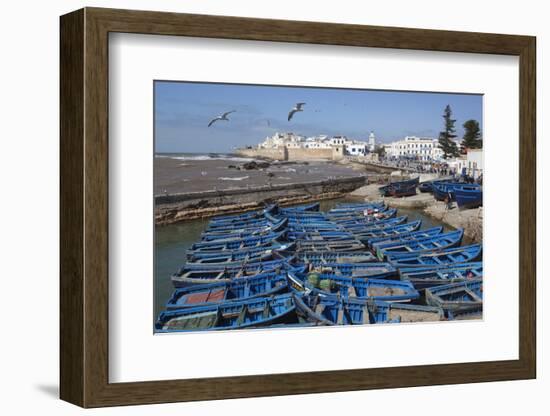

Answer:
[348,184,483,243]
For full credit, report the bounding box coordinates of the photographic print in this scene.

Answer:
[154,81,483,333]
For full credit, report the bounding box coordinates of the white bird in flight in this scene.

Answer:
[288,103,306,121]
[208,110,236,127]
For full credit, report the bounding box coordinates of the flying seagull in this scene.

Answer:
[288,103,306,121]
[208,110,236,127]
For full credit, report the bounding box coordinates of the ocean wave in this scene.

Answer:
[156,154,255,162]
[218,176,249,181]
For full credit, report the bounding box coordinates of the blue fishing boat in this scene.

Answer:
[293,295,372,325]
[374,229,464,260]
[305,262,397,279]
[432,182,481,202]
[209,210,262,224]
[296,239,365,252]
[190,230,286,252]
[425,280,483,317]
[327,205,391,217]
[288,272,420,302]
[171,258,305,286]
[156,293,298,332]
[352,220,421,242]
[418,182,433,193]
[206,217,271,231]
[333,208,399,225]
[289,223,343,232]
[186,242,295,264]
[296,251,377,264]
[365,224,441,247]
[379,177,419,197]
[367,301,444,323]
[332,201,385,210]
[287,230,355,241]
[399,262,483,290]
[341,215,407,231]
[294,295,428,325]
[454,186,483,209]
[278,202,320,213]
[200,218,288,241]
[166,272,289,310]
[387,244,482,267]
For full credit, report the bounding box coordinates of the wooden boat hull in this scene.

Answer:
[388,244,482,267]
[171,259,306,286]
[190,230,286,251]
[354,220,422,243]
[339,215,406,230]
[366,225,441,247]
[156,293,298,332]
[374,229,464,260]
[166,272,288,309]
[186,242,294,262]
[297,251,377,264]
[399,262,483,290]
[455,187,483,209]
[305,262,397,279]
[425,279,483,318]
[296,239,366,252]
[289,273,420,302]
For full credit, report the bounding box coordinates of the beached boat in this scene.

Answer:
[425,279,483,317]
[200,218,288,241]
[296,251,377,264]
[156,293,298,332]
[289,272,420,302]
[379,177,419,197]
[296,239,366,252]
[387,244,482,267]
[418,182,433,193]
[398,262,482,290]
[365,224,441,247]
[186,243,295,265]
[432,182,481,202]
[171,258,305,286]
[454,186,483,209]
[190,230,286,252]
[374,229,464,260]
[166,272,289,310]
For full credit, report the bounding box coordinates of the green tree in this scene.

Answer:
[438,105,460,159]
[373,145,385,158]
[461,119,482,152]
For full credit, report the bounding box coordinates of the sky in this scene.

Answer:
[154,81,483,153]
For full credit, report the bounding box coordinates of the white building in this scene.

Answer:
[368,131,376,151]
[345,142,368,156]
[384,136,444,161]
[452,149,483,178]
[257,132,368,156]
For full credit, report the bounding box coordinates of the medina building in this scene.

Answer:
[384,136,444,161]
